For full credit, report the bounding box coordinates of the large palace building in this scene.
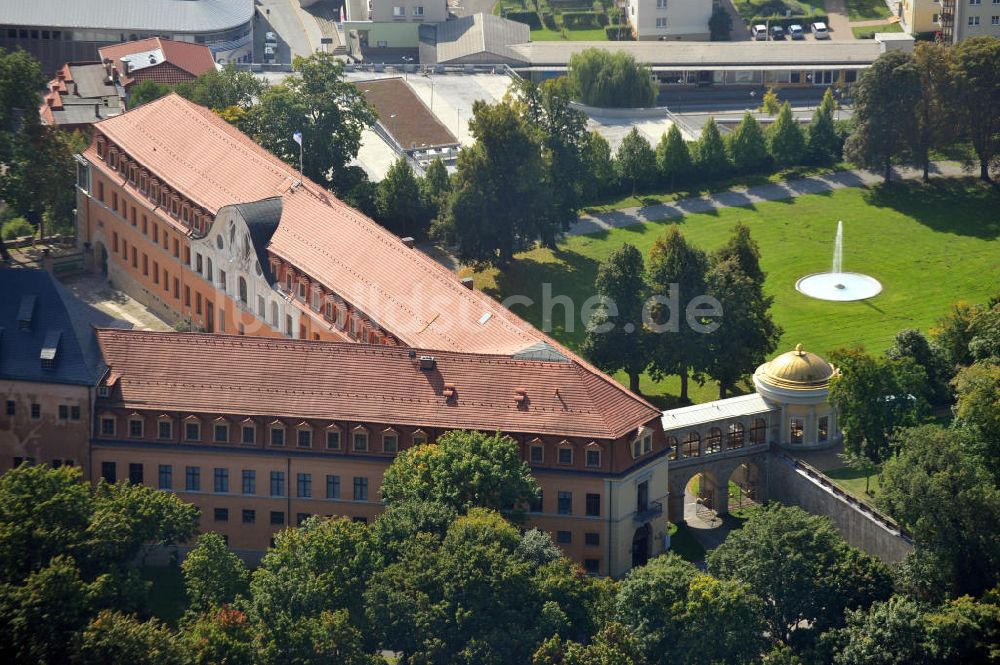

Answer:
[72,93,670,576]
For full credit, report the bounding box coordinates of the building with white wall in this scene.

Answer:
[623,0,713,40]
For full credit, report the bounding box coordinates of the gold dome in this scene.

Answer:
[758,344,834,390]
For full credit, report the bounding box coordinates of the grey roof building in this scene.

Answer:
[0,269,129,387]
[0,0,254,74]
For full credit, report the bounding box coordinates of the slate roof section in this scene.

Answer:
[229,197,283,284]
[0,269,131,386]
[0,0,254,32]
[95,329,661,439]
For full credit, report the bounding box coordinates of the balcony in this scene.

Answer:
[634,500,663,524]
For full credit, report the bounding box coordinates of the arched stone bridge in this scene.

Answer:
[667,444,772,524]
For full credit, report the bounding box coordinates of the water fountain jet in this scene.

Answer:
[795,221,882,301]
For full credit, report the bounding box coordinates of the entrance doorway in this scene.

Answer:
[94,241,108,275]
[632,523,651,568]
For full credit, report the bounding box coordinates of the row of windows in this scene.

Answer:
[529,442,603,468]
[966,15,1000,24]
[529,490,602,517]
[665,419,769,460]
[96,138,212,235]
[102,462,371,501]
[278,261,393,345]
[210,507,329,527]
[98,415,414,452]
[5,400,80,421]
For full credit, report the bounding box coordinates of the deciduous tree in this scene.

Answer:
[182,532,250,613]
[727,112,770,173]
[877,425,1000,597]
[567,49,657,108]
[375,156,427,239]
[646,227,710,402]
[912,42,955,182]
[694,117,730,177]
[951,36,1000,181]
[829,348,929,464]
[581,243,649,393]
[707,504,892,645]
[845,50,922,182]
[440,100,550,266]
[77,610,184,665]
[656,124,692,190]
[769,102,806,166]
[380,430,539,514]
[615,127,657,195]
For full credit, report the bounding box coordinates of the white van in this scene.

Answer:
[264,31,278,46]
[752,24,768,40]
[811,22,830,39]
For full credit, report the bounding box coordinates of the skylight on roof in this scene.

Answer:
[479,312,492,325]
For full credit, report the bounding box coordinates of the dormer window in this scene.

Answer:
[529,439,543,463]
[353,426,368,451]
[585,443,602,468]
[382,429,398,453]
[325,425,341,450]
[96,139,106,159]
[297,423,313,448]
[140,172,148,194]
[557,441,573,465]
[184,416,201,442]
[412,429,428,446]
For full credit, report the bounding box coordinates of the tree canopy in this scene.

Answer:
[567,48,657,108]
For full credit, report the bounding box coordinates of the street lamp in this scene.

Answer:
[401,55,413,81]
[423,72,434,112]
[749,90,757,120]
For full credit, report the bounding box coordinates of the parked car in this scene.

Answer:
[264,31,278,45]
[752,24,768,40]
[811,22,830,39]
[771,25,786,39]
[788,24,805,39]
[263,45,276,62]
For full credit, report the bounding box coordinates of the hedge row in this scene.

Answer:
[605,25,635,40]
[504,10,543,28]
[562,11,607,28]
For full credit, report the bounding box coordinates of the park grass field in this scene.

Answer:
[846,0,892,21]
[529,27,609,41]
[466,179,1000,407]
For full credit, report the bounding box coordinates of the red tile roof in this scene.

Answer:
[86,93,660,418]
[95,329,660,440]
[99,38,216,87]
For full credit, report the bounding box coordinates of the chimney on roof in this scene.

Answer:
[514,387,527,405]
[40,331,61,370]
[73,81,78,96]
[103,57,113,81]
[17,296,36,331]
[401,236,415,248]
[442,382,456,400]
[460,277,474,290]
[418,355,436,370]
[121,58,130,76]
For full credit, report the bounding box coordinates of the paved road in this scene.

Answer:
[571,162,967,236]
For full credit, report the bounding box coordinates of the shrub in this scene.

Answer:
[605,25,634,39]
[562,11,602,29]
[504,10,542,28]
[568,48,655,107]
[1,217,34,240]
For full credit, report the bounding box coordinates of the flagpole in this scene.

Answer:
[299,138,303,185]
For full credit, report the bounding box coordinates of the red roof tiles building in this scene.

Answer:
[99,38,216,88]
[75,93,670,575]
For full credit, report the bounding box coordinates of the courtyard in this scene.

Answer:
[466,179,1000,406]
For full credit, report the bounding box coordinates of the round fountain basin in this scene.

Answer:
[795,272,882,302]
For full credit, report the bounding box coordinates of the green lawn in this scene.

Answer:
[582,163,851,214]
[529,27,609,41]
[846,0,892,21]
[852,22,903,38]
[668,522,707,563]
[821,466,881,500]
[140,566,188,626]
[467,180,1000,407]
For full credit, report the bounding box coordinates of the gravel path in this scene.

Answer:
[570,162,968,236]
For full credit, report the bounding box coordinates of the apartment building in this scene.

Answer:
[623,0,713,40]
[343,0,448,49]
[900,0,1000,41]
